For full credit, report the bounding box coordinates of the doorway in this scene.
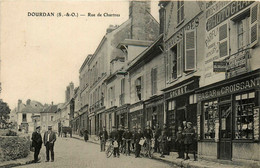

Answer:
[218,103,232,160]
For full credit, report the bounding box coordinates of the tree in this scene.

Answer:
[0,100,11,128]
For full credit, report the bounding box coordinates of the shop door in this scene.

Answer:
[176,108,185,128]
[218,104,232,160]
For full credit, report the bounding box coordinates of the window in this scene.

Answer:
[43,116,46,122]
[121,78,125,94]
[219,23,229,57]
[250,4,258,47]
[189,94,197,104]
[167,100,176,126]
[151,68,157,95]
[22,113,27,122]
[237,16,250,51]
[203,100,218,139]
[177,1,184,24]
[51,116,54,121]
[234,92,255,139]
[135,77,143,100]
[171,46,177,79]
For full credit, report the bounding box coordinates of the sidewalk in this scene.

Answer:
[72,134,252,168]
[0,152,34,168]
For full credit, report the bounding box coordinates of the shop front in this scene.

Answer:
[115,104,129,128]
[163,76,200,151]
[144,95,164,129]
[104,106,116,133]
[196,69,260,161]
[129,101,144,131]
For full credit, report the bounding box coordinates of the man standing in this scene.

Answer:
[118,125,125,151]
[122,127,132,155]
[143,125,153,156]
[44,126,56,162]
[109,126,120,158]
[99,126,108,152]
[31,126,42,163]
[134,128,143,158]
[183,122,195,160]
[154,124,161,153]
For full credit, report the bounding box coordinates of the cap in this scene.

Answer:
[187,122,192,125]
[36,126,40,129]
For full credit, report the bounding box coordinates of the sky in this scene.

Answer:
[0,0,160,109]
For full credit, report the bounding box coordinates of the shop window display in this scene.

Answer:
[235,92,255,139]
[204,100,218,139]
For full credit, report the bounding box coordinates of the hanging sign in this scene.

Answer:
[254,107,259,140]
[213,61,226,72]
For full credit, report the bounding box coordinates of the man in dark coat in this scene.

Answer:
[118,125,125,150]
[44,126,56,162]
[31,126,42,163]
[99,126,108,152]
[109,126,120,157]
[154,124,161,153]
[143,125,153,155]
[122,127,132,155]
[134,128,143,158]
[183,122,195,160]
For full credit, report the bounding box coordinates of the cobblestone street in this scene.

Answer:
[17,137,175,168]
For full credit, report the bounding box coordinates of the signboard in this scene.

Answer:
[254,107,259,140]
[197,76,260,101]
[226,50,249,78]
[213,61,226,72]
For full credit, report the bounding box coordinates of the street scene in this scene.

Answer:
[17,137,173,168]
[0,0,260,168]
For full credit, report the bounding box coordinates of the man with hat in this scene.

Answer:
[31,126,42,163]
[109,126,120,157]
[44,126,56,162]
[122,127,132,155]
[118,125,125,151]
[99,126,108,152]
[183,122,195,160]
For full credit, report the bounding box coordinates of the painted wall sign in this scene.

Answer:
[165,81,197,99]
[206,1,230,18]
[213,61,226,72]
[206,1,254,31]
[197,77,260,101]
[166,17,199,50]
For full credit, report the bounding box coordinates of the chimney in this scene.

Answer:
[26,99,31,105]
[159,5,166,34]
[51,101,53,106]
[18,99,22,112]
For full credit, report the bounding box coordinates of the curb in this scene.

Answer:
[0,153,34,168]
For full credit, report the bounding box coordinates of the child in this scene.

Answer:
[176,126,184,159]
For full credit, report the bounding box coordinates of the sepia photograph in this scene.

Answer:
[0,0,259,167]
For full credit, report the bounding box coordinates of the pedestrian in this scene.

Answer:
[122,127,132,155]
[99,126,108,152]
[176,126,184,159]
[58,122,61,137]
[43,126,56,162]
[143,125,153,156]
[118,125,125,151]
[162,124,170,155]
[158,130,167,158]
[84,129,89,142]
[134,128,143,158]
[31,126,42,163]
[109,126,120,158]
[183,122,195,160]
[132,126,137,151]
[154,124,161,153]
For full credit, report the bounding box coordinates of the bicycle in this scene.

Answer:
[141,138,154,158]
[106,139,117,158]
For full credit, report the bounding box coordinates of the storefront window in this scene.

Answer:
[167,100,176,126]
[235,92,255,139]
[203,100,218,139]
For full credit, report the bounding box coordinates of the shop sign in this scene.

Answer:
[226,50,249,78]
[213,61,226,72]
[165,81,196,99]
[206,1,254,31]
[198,77,260,101]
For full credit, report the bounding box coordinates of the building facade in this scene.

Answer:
[196,1,260,162]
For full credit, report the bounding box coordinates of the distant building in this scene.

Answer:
[16,99,43,133]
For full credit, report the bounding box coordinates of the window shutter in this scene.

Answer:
[151,69,154,95]
[250,4,258,47]
[185,29,196,71]
[219,23,229,57]
[141,76,144,100]
[154,68,157,95]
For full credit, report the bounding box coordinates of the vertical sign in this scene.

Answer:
[254,107,259,140]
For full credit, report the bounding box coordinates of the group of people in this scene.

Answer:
[31,126,57,163]
[98,121,197,161]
